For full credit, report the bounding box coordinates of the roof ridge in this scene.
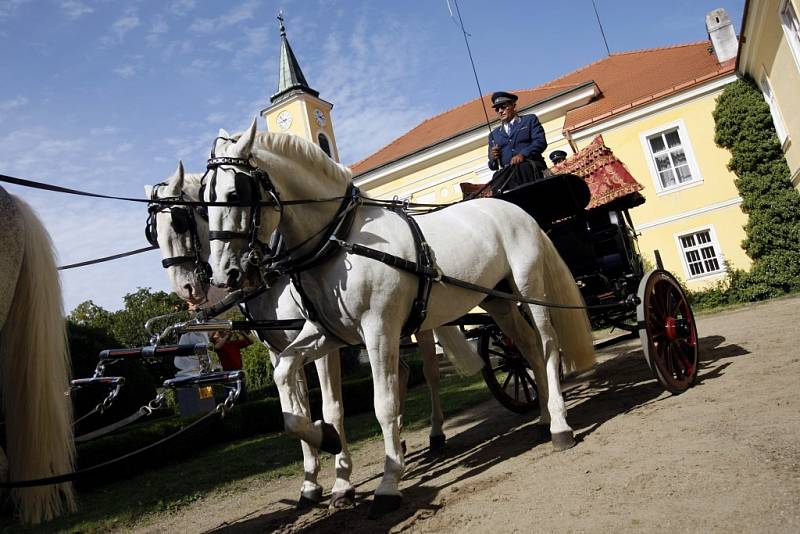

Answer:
[608,39,711,57]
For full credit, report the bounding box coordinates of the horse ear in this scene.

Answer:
[231,117,258,157]
[162,162,184,196]
[144,185,154,199]
[215,129,231,154]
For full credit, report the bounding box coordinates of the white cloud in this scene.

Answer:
[101,10,140,45]
[313,17,433,165]
[59,0,93,20]
[189,0,261,33]
[89,126,119,136]
[113,65,137,78]
[0,95,27,110]
[0,0,30,18]
[168,0,196,17]
[206,112,228,124]
[146,16,168,46]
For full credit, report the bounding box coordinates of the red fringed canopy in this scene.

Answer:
[550,135,644,209]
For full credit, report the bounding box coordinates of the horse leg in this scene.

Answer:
[314,352,356,510]
[481,299,553,437]
[269,351,323,509]
[526,303,575,450]
[363,328,404,518]
[296,371,324,508]
[273,349,342,456]
[397,357,410,455]
[417,330,445,451]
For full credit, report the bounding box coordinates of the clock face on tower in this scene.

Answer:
[277,110,292,130]
[314,108,326,127]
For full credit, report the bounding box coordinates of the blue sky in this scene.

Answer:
[0,0,744,313]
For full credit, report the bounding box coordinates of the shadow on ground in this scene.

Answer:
[204,334,748,534]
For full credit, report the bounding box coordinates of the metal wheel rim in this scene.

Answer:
[480,327,538,412]
[638,270,699,393]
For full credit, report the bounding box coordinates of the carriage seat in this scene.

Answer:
[496,173,591,231]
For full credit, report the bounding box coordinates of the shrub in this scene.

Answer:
[711,77,800,302]
[241,341,273,391]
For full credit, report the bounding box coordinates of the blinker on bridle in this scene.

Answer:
[205,150,283,267]
[146,183,212,282]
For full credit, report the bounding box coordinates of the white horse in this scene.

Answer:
[203,120,594,517]
[146,165,462,508]
[0,186,75,524]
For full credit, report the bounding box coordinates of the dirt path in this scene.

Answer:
[131,296,800,534]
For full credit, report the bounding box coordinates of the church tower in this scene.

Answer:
[261,13,340,162]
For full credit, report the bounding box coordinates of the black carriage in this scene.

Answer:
[475,171,700,413]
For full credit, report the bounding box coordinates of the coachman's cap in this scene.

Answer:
[549,150,568,164]
[491,91,518,108]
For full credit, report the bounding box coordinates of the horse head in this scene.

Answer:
[144,161,211,304]
[203,118,281,289]
[204,117,355,289]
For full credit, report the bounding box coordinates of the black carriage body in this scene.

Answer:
[495,174,644,329]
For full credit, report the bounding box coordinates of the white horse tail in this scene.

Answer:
[433,326,484,376]
[540,231,596,374]
[0,196,75,524]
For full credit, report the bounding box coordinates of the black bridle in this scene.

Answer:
[205,154,283,267]
[145,184,212,283]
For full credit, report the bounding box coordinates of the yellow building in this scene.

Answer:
[349,17,750,289]
[263,11,752,290]
[737,0,800,188]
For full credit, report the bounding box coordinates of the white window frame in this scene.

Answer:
[780,0,800,72]
[640,119,704,195]
[674,225,725,280]
[758,69,790,148]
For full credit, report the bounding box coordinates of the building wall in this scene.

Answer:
[358,85,748,289]
[569,90,749,287]
[739,0,800,187]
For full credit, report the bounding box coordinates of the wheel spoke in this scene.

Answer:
[488,349,507,359]
[501,371,513,392]
[514,372,520,402]
[520,370,533,403]
[491,365,506,373]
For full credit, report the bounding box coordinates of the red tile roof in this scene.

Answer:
[350,41,736,176]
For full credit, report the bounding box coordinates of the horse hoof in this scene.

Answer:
[552,431,576,451]
[534,425,551,442]
[329,488,356,511]
[319,421,342,455]
[429,434,447,453]
[368,494,403,519]
[297,487,323,510]
[401,439,407,456]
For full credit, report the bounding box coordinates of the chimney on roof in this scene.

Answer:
[706,8,738,63]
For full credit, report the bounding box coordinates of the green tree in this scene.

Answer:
[712,77,800,300]
[109,288,187,347]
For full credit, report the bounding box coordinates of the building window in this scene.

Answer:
[317,133,332,157]
[677,228,723,278]
[641,121,702,193]
[780,0,800,70]
[759,71,789,146]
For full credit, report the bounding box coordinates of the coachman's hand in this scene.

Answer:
[491,146,501,159]
[510,154,525,165]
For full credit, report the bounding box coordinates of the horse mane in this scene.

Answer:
[253,132,353,185]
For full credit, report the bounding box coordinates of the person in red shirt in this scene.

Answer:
[211,331,253,371]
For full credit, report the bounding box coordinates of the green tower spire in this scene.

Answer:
[271,11,319,104]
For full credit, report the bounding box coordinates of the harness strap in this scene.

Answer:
[394,209,436,336]
[266,183,360,276]
[331,238,632,311]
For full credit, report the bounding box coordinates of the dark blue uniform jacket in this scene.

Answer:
[487,113,548,171]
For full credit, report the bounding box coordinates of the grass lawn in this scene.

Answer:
[4,371,490,533]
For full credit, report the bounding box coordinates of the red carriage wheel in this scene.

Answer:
[637,270,700,394]
[478,325,540,414]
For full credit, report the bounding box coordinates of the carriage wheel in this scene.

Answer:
[478,325,539,414]
[637,270,699,394]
